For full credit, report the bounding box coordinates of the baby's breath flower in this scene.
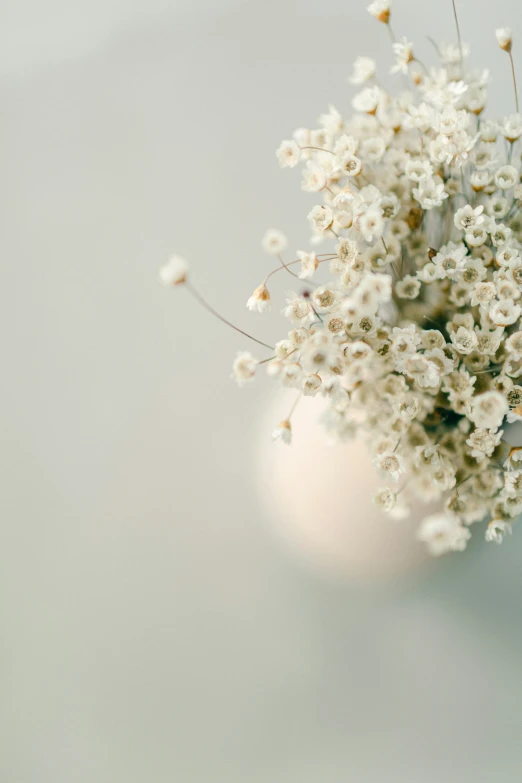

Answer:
[496,27,512,52]
[417,513,471,556]
[159,254,188,286]
[374,486,397,512]
[168,10,522,556]
[391,38,414,75]
[262,229,287,255]
[232,351,258,385]
[272,419,292,445]
[469,390,508,429]
[367,0,391,24]
[276,140,301,168]
[247,284,271,313]
[494,165,518,190]
[374,451,405,482]
[349,56,376,85]
[485,519,512,543]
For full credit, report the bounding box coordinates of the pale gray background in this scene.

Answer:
[3,1,522,781]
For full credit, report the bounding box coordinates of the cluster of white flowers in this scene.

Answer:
[162,1,522,556]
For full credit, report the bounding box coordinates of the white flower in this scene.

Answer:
[297,250,318,279]
[232,351,258,385]
[391,38,414,75]
[276,140,301,168]
[405,158,433,182]
[433,242,468,280]
[282,292,315,325]
[413,178,448,209]
[359,207,384,242]
[303,373,322,396]
[246,284,271,312]
[352,86,381,115]
[489,298,521,327]
[454,204,484,231]
[395,275,421,299]
[272,419,292,444]
[502,114,522,141]
[504,469,522,498]
[496,27,512,52]
[468,391,508,429]
[301,162,327,192]
[373,451,404,482]
[485,520,512,543]
[339,154,362,177]
[159,254,188,286]
[349,56,376,84]
[466,428,502,459]
[308,204,334,233]
[418,513,471,556]
[470,282,497,308]
[367,0,391,23]
[262,229,287,255]
[494,165,518,190]
[373,486,397,512]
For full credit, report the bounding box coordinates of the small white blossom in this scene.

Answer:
[349,56,376,85]
[469,391,508,429]
[352,86,381,115]
[418,513,471,556]
[494,165,518,190]
[367,0,391,23]
[374,451,405,482]
[297,250,319,280]
[308,204,334,233]
[413,178,448,209]
[282,292,315,326]
[232,352,258,385]
[454,204,484,231]
[159,255,188,286]
[276,140,301,168]
[374,486,397,512]
[272,419,292,444]
[262,229,287,256]
[496,27,512,52]
[247,284,271,313]
[485,520,512,543]
[391,38,414,75]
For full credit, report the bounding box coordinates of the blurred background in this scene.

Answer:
[3,0,522,780]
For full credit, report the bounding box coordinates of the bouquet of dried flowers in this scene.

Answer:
[161,1,522,555]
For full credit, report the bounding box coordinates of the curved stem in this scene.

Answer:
[509,51,520,113]
[263,254,336,284]
[451,0,463,76]
[185,281,274,351]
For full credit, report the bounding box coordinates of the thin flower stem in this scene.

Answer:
[184,281,274,351]
[455,473,473,496]
[396,478,411,496]
[426,36,441,57]
[263,254,336,284]
[509,51,520,113]
[451,0,464,76]
[259,347,297,367]
[278,253,300,280]
[287,393,302,420]
[300,146,337,156]
[310,304,324,323]
[413,57,429,74]
[387,23,396,45]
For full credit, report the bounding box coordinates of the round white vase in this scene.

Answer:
[255,392,437,583]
